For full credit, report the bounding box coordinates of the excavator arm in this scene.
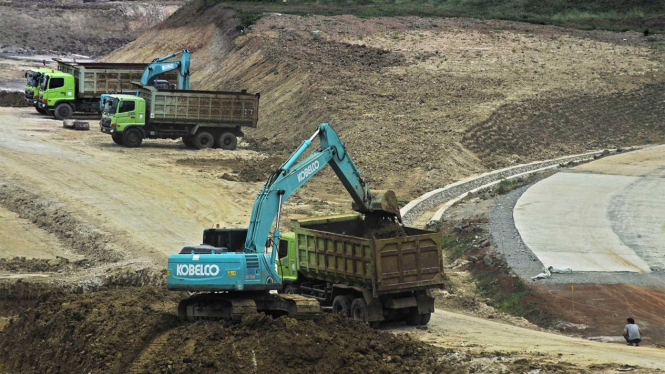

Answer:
[243,123,401,265]
[140,49,191,89]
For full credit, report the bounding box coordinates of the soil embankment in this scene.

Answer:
[106,0,665,199]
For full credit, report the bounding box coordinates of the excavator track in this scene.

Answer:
[178,292,322,321]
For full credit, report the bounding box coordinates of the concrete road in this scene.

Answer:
[514,145,665,273]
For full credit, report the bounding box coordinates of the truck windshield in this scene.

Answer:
[104,98,119,114]
[26,71,41,87]
[40,75,48,90]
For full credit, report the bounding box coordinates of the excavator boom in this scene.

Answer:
[140,49,191,89]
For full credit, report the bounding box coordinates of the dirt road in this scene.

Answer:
[0,107,256,265]
[397,309,665,370]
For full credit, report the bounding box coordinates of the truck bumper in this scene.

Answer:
[37,102,51,111]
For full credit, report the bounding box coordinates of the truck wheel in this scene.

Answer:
[122,128,143,148]
[351,298,369,323]
[216,132,237,150]
[405,307,421,326]
[332,295,353,317]
[111,133,124,145]
[284,284,299,294]
[420,312,431,326]
[54,103,73,120]
[182,136,194,148]
[193,131,214,150]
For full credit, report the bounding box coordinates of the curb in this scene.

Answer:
[401,146,646,227]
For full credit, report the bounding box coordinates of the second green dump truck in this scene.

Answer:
[25,67,56,113]
[277,214,444,326]
[100,83,259,150]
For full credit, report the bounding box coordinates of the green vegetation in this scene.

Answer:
[220,0,665,33]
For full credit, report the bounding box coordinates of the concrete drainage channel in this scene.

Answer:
[400,146,644,228]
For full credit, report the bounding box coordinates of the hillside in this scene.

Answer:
[212,0,665,34]
[106,0,665,199]
[0,0,181,56]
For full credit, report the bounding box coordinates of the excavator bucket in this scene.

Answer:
[354,189,402,222]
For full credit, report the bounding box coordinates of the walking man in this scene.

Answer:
[623,317,642,346]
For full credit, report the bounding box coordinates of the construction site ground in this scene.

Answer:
[0,106,663,372]
[2,0,665,372]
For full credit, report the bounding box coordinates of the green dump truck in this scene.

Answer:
[25,67,57,113]
[277,214,444,327]
[37,59,177,120]
[100,83,259,149]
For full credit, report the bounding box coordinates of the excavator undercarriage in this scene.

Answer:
[177,292,321,322]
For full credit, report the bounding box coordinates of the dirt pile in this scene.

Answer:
[176,155,284,183]
[0,91,28,107]
[0,256,94,273]
[0,286,478,374]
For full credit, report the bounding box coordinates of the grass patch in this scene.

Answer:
[216,0,665,33]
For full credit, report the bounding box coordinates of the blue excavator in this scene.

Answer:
[141,48,191,89]
[100,49,191,111]
[167,123,402,321]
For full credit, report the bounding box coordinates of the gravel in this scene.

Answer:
[489,181,665,287]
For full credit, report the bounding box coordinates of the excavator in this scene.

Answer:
[141,48,191,89]
[166,123,402,321]
[100,49,191,111]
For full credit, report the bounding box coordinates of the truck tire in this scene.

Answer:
[216,132,237,150]
[54,103,73,120]
[420,312,431,326]
[182,136,194,148]
[332,295,353,317]
[351,298,369,323]
[111,132,124,145]
[405,307,421,326]
[193,131,214,150]
[122,128,143,148]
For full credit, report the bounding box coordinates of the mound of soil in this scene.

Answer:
[0,256,94,273]
[0,91,28,107]
[0,287,182,374]
[176,156,284,182]
[0,287,452,374]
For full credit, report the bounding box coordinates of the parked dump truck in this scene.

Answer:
[100,83,259,150]
[277,214,444,326]
[25,67,57,113]
[36,59,177,119]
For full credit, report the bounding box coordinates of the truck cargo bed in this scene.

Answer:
[293,214,444,297]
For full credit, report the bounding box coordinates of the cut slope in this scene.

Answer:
[106,0,665,198]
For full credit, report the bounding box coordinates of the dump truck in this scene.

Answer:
[36,59,177,119]
[100,83,259,150]
[25,67,57,113]
[277,214,444,326]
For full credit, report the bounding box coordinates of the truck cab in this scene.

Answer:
[37,71,76,119]
[100,94,147,147]
[25,68,52,109]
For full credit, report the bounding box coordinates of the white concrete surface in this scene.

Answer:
[514,145,665,273]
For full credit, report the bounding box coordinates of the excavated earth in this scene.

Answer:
[0,285,643,374]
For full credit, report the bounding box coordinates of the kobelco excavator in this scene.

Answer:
[167,123,402,321]
[141,48,191,89]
